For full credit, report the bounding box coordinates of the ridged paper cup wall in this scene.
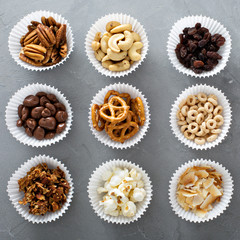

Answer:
[87,159,153,224]
[167,15,231,78]
[5,83,73,147]
[85,13,149,78]
[169,159,233,223]
[169,84,232,150]
[8,10,74,71]
[89,82,150,149]
[7,155,74,224]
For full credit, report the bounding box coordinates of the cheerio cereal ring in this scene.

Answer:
[205,113,213,122]
[208,94,218,101]
[201,122,210,133]
[206,119,217,129]
[207,134,218,142]
[196,126,205,137]
[198,102,205,108]
[187,110,198,120]
[179,99,187,109]
[189,105,198,111]
[180,125,188,133]
[213,105,223,116]
[196,113,204,125]
[194,137,206,145]
[211,129,222,134]
[204,102,214,113]
[188,122,199,133]
[184,130,195,140]
[198,107,207,115]
[181,105,189,116]
[197,92,207,102]
[177,120,187,126]
[186,117,192,124]
[208,97,218,106]
[186,95,196,106]
[214,115,224,127]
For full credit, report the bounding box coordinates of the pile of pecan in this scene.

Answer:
[19,16,67,67]
[18,163,70,215]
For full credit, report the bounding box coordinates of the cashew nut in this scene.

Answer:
[101,55,110,62]
[106,21,121,32]
[109,60,130,71]
[128,42,143,61]
[92,41,100,51]
[94,32,101,42]
[132,32,141,42]
[106,48,127,61]
[100,36,109,53]
[103,32,112,38]
[108,34,124,53]
[118,31,134,51]
[102,60,114,69]
[94,49,105,61]
[110,24,132,33]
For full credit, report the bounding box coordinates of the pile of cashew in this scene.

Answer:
[91,21,143,72]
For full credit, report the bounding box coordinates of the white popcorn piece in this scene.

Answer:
[97,187,108,194]
[109,175,122,187]
[130,188,146,202]
[137,180,144,188]
[129,169,142,181]
[122,201,137,217]
[101,197,117,214]
[109,189,129,206]
[118,182,133,197]
[102,170,113,181]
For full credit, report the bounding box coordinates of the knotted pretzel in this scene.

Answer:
[91,104,105,131]
[104,90,131,106]
[130,97,145,126]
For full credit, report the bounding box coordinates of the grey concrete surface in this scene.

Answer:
[1,0,240,239]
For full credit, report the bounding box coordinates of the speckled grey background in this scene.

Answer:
[1,0,240,239]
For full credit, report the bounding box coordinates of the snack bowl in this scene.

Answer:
[89,82,150,149]
[169,84,232,150]
[167,15,232,78]
[87,159,153,224]
[169,158,233,223]
[85,13,149,78]
[7,154,74,224]
[8,10,74,71]
[5,83,73,147]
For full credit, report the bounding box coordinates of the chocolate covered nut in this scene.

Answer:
[46,103,56,115]
[21,106,30,121]
[36,92,47,97]
[26,118,37,130]
[41,108,51,117]
[45,132,55,139]
[33,126,45,140]
[25,127,33,137]
[39,117,56,130]
[55,111,68,122]
[46,94,58,103]
[18,104,23,118]
[16,119,23,127]
[23,95,40,107]
[40,96,50,106]
[54,102,66,111]
[56,123,66,134]
[31,106,44,119]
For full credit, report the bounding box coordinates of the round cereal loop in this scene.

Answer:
[213,105,223,116]
[194,137,206,145]
[198,102,205,108]
[205,113,213,122]
[196,126,205,137]
[214,115,224,127]
[189,105,198,111]
[198,107,207,115]
[208,94,218,101]
[208,97,218,106]
[206,119,217,129]
[204,102,214,113]
[177,120,187,126]
[188,122,199,134]
[196,113,204,125]
[176,110,181,120]
[186,117,192,124]
[207,134,218,142]
[181,105,189,116]
[179,112,185,121]
[197,92,207,102]
[211,129,222,134]
[179,99,187,109]
[184,130,195,140]
[180,125,188,133]
[201,122,210,133]
[186,95,196,106]
[187,110,198,120]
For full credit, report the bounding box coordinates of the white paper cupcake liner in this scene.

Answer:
[89,83,150,149]
[8,10,74,71]
[85,13,149,78]
[5,83,73,147]
[169,159,233,223]
[167,15,232,78]
[88,159,152,224]
[7,154,74,224]
[170,84,232,150]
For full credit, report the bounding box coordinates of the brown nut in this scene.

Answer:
[31,106,44,119]
[41,108,51,117]
[40,96,50,106]
[46,94,58,103]
[25,127,33,137]
[18,104,23,118]
[36,92,47,97]
[36,24,56,48]
[23,95,39,107]
[26,118,37,130]
[56,123,66,134]
[33,126,45,140]
[106,21,121,32]
[39,117,57,130]
[16,119,23,127]
[59,43,68,58]
[45,132,55,139]
[23,29,38,46]
[23,44,47,61]
[55,24,66,48]
[55,111,68,122]
[19,53,43,67]
[46,103,56,115]
[54,103,66,111]
[21,106,30,121]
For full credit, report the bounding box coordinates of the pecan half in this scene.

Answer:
[42,47,53,64]
[23,29,38,46]
[19,53,43,66]
[59,43,67,58]
[48,16,56,26]
[23,44,47,61]
[36,24,56,48]
[55,24,66,48]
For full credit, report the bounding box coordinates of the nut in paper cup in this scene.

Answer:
[169,159,233,223]
[7,155,74,224]
[8,10,74,71]
[169,84,232,150]
[87,159,153,224]
[89,83,150,149]
[167,15,231,78]
[85,13,149,78]
[5,83,73,147]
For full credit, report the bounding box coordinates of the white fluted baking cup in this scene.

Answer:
[5,83,73,147]
[169,159,233,223]
[170,84,231,150]
[167,15,231,78]
[8,10,74,71]
[85,13,149,78]
[7,155,74,224]
[89,83,150,149]
[88,159,152,224]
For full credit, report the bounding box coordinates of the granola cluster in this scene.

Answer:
[18,163,70,215]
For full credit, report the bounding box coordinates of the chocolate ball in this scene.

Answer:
[16,119,23,127]
[25,127,33,137]
[21,106,30,121]
[41,108,51,117]
[18,104,23,118]
[40,96,50,106]
[46,103,56,115]
[33,126,45,140]
[45,132,55,139]
[23,95,39,107]
[54,102,66,111]
[55,111,68,123]
[39,117,56,130]
[31,106,44,119]
[46,94,58,103]
[26,118,37,130]
[56,123,66,134]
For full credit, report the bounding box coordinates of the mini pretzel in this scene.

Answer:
[213,106,223,116]
[204,102,214,113]
[188,122,199,133]
[187,110,198,120]
[214,115,224,127]
[91,104,105,131]
[206,119,217,129]
[104,90,131,105]
[197,93,207,102]
[99,96,130,123]
[131,97,145,126]
[186,95,196,106]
